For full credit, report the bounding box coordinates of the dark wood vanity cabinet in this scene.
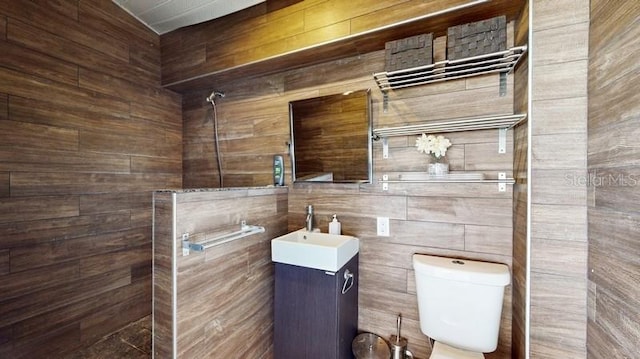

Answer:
[274,255,359,359]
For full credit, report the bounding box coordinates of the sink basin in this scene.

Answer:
[271,230,359,272]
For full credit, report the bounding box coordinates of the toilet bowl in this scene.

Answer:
[412,254,510,359]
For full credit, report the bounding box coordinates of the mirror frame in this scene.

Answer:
[289,89,373,184]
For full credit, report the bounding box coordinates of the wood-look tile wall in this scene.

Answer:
[529,0,590,357]
[0,2,182,357]
[152,188,288,358]
[587,1,640,358]
[182,28,520,356]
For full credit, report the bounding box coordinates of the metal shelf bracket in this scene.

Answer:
[499,72,508,96]
[498,172,507,192]
[498,127,507,154]
[382,138,389,159]
[383,91,389,113]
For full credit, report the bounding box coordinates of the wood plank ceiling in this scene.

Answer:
[112,0,266,34]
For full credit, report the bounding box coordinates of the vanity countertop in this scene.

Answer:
[154,185,288,193]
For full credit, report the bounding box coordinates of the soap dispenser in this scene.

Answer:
[273,155,285,186]
[329,214,341,235]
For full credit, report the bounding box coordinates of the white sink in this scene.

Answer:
[271,229,359,272]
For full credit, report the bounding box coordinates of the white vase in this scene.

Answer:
[428,161,449,176]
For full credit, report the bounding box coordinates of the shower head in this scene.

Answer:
[206,90,225,103]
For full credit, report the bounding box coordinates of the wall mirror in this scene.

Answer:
[289,89,372,183]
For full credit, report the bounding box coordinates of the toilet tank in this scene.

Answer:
[412,254,510,353]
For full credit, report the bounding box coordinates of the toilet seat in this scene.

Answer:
[429,341,484,359]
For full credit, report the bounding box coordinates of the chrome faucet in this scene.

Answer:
[305,205,314,231]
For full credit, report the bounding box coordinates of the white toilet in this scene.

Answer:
[412,254,510,359]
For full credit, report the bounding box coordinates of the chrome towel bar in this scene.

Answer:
[182,220,265,256]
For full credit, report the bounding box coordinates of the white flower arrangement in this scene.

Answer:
[415,134,452,160]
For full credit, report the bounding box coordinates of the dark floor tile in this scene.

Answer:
[117,317,152,354]
[63,315,152,359]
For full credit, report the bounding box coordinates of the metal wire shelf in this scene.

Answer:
[374,45,527,91]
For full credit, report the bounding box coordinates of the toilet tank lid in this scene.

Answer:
[413,254,510,286]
